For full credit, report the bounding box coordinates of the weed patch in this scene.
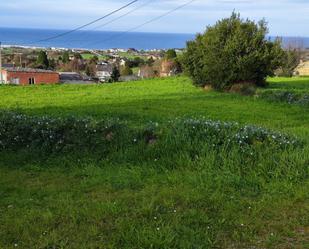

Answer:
[260,90,309,106]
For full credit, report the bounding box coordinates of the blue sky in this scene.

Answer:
[1,0,309,36]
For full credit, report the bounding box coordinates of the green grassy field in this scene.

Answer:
[81,53,108,61]
[0,77,309,248]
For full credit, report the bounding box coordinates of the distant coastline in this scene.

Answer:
[1,27,309,50]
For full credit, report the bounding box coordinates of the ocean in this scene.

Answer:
[0,27,195,50]
[1,27,309,50]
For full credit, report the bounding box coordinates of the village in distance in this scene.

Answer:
[1,41,309,86]
[0,45,183,85]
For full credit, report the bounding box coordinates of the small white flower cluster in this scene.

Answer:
[236,125,299,148]
[261,90,309,106]
[0,111,125,152]
[170,117,300,149]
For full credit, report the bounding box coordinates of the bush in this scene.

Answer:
[276,48,300,77]
[182,13,285,90]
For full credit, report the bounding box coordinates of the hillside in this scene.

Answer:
[0,77,309,248]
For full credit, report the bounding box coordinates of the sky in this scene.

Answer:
[0,0,309,36]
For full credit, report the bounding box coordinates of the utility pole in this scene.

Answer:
[0,41,3,84]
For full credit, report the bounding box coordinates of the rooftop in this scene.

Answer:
[2,67,58,74]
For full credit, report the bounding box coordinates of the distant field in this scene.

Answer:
[1,76,309,248]
[81,53,108,60]
[266,77,309,91]
[118,51,141,59]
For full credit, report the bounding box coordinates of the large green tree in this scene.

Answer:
[36,50,49,69]
[62,51,70,64]
[120,64,133,76]
[182,13,285,90]
[165,49,177,60]
[111,66,120,82]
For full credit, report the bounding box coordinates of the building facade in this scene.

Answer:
[0,68,59,85]
[96,64,113,82]
[295,61,309,76]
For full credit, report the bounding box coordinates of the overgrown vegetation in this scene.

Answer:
[0,111,300,155]
[276,48,301,77]
[260,90,309,106]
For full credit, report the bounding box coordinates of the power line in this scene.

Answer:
[93,0,154,31]
[85,0,196,48]
[36,0,139,43]
[66,0,155,45]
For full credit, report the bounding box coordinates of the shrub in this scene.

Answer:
[276,48,301,77]
[182,12,285,90]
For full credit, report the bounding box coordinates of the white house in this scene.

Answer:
[96,64,113,82]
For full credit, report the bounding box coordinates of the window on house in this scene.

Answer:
[28,78,35,85]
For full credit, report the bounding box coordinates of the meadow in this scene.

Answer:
[0,76,309,248]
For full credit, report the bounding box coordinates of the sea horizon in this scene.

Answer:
[1,26,309,50]
[0,27,196,50]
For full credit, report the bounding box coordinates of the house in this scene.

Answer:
[160,59,179,77]
[138,65,158,79]
[59,72,83,81]
[96,64,113,82]
[59,72,83,82]
[0,68,59,85]
[119,58,127,67]
[2,63,14,68]
[59,72,95,84]
[97,60,109,66]
[294,61,309,76]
